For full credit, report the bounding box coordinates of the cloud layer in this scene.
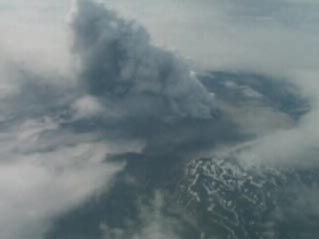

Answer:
[0,0,318,239]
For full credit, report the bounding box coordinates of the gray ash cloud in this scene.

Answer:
[0,1,318,239]
[46,1,318,239]
[71,0,216,121]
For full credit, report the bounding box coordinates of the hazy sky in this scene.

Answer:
[1,0,319,73]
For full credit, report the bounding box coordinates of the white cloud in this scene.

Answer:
[101,192,182,239]
[0,52,127,239]
[71,95,104,119]
[230,69,319,168]
[0,115,125,239]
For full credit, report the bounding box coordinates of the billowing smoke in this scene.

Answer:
[70,0,215,121]
[0,0,319,239]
